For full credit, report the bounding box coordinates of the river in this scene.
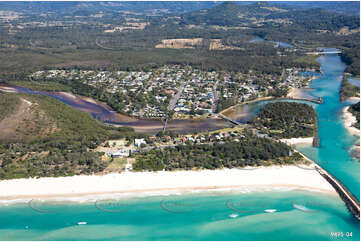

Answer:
[0,84,230,134]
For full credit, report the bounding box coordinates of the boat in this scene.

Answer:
[229,213,239,218]
[264,209,277,213]
[77,222,87,225]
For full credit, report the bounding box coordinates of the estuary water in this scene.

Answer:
[0,52,359,240]
[225,51,360,199]
[295,52,360,200]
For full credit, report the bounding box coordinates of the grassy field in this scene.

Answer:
[0,91,21,121]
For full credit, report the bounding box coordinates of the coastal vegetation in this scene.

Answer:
[0,92,21,121]
[340,75,360,102]
[253,102,317,139]
[8,81,72,92]
[341,44,360,76]
[133,132,304,171]
[348,102,360,129]
[0,92,135,179]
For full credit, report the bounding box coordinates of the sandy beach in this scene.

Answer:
[342,107,360,136]
[0,166,336,202]
[280,137,313,145]
[287,87,304,99]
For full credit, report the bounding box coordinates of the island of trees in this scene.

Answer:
[252,102,317,139]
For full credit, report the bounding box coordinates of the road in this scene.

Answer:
[212,80,219,113]
[168,81,185,111]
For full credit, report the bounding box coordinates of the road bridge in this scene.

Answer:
[218,113,242,126]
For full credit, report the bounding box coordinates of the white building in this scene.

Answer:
[134,138,146,147]
[109,149,130,158]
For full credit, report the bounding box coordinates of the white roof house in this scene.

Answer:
[134,138,146,147]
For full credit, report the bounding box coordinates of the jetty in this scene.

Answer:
[317,167,360,220]
[312,113,320,147]
[279,97,323,104]
[298,153,360,220]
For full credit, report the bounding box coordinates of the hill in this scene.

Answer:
[180,2,287,26]
[0,91,134,179]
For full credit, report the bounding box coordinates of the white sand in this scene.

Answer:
[0,86,17,93]
[343,107,360,136]
[58,92,77,99]
[287,87,303,99]
[280,137,313,145]
[0,166,336,202]
[347,96,360,103]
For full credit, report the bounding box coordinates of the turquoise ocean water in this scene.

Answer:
[0,51,359,241]
[0,190,359,241]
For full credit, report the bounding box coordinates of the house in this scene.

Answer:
[109,149,130,158]
[135,138,146,147]
[125,163,132,171]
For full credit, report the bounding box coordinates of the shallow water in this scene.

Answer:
[0,190,359,241]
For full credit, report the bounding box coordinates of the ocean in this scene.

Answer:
[0,190,359,241]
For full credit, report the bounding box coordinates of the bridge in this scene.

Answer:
[306,51,342,55]
[162,118,168,132]
[298,152,360,220]
[218,113,242,126]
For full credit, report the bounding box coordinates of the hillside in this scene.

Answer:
[180,2,287,27]
[0,92,134,179]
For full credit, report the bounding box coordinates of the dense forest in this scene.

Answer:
[0,2,358,75]
[341,45,360,76]
[0,92,135,179]
[133,133,304,171]
[348,102,360,129]
[253,102,317,139]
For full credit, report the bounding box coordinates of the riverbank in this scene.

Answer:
[280,137,313,145]
[0,166,337,203]
[342,106,360,136]
[220,96,273,115]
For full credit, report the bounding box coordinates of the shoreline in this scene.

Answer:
[342,106,360,136]
[0,166,337,204]
[280,137,313,145]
